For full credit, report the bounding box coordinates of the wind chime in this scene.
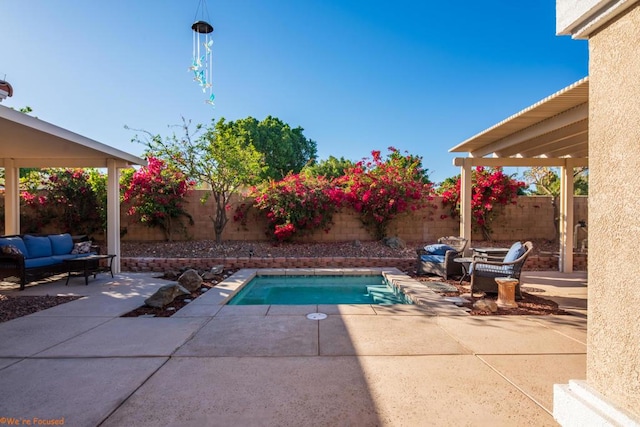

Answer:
[190,0,215,105]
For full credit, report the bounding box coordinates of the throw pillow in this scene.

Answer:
[71,241,92,254]
[1,245,23,255]
[423,243,455,256]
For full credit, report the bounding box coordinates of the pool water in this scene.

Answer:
[227,275,412,305]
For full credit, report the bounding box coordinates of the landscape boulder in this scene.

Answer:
[473,299,498,313]
[145,284,190,308]
[383,237,406,249]
[202,265,224,281]
[178,269,203,292]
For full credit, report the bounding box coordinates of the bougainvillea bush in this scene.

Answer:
[21,168,105,235]
[439,166,527,240]
[249,173,344,241]
[121,157,195,241]
[338,148,435,239]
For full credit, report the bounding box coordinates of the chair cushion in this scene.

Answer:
[503,242,525,263]
[471,263,513,276]
[0,237,29,257]
[24,257,61,269]
[420,254,445,263]
[423,244,455,256]
[48,233,74,255]
[23,235,53,258]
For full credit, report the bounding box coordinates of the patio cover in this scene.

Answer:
[0,104,146,274]
[449,77,589,272]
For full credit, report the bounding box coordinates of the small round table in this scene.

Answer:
[453,257,473,284]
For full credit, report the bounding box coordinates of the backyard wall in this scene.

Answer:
[0,192,588,244]
[119,192,588,244]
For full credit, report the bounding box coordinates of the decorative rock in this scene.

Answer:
[145,284,190,308]
[209,265,224,274]
[383,237,406,249]
[178,269,203,292]
[163,270,181,281]
[473,299,498,313]
[184,299,192,303]
[201,272,218,281]
[200,288,208,292]
[166,307,176,311]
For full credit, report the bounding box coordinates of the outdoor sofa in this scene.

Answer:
[0,233,98,290]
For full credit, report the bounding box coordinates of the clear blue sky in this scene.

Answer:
[2,0,587,184]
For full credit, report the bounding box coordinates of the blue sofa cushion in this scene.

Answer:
[420,254,445,264]
[0,237,29,257]
[423,244,455,256]
[503,242,525,263]
[48,233,74,255]
[24,257,62,269]
[24,235,53,258]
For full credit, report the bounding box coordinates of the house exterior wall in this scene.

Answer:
[586,3,640,417]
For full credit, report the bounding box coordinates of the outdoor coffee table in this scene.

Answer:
[63,254,116,286]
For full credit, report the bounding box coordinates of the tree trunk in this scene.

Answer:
[211,192,229,243]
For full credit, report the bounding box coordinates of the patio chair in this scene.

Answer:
[416,236,468,280]
[469,241,533,299]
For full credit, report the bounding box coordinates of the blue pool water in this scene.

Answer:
[227,275,412,305]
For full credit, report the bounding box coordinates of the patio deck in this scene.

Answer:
[0,271,587,426]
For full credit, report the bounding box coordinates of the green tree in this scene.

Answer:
[129,118,265,242]
[222,116,317,181]
[302,156,355,179]
[522,166,589,241]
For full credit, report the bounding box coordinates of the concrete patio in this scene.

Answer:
[0,270,587,426]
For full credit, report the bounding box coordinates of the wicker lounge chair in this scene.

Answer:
[416,236,468,280]
[469,241,533,299]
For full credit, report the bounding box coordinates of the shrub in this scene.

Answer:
[440,166,527,240]
[338,148,434,239]
[249,173,344,241]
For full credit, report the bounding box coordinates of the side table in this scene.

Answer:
[495,277,519,308]
[453,257,473,284]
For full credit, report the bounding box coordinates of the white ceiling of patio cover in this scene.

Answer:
[0,105,145,168]
[449,77,589,160]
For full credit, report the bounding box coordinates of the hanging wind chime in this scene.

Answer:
[190,0,215,105]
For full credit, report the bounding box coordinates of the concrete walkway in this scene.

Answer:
[0,271,587,426]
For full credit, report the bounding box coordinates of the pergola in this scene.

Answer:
[0,105,146,273]
[449,77,589,272]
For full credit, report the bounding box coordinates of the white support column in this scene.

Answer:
[459,158,473,252]
[559,160,575,273]
[106,159,121,274]
[4,159,20,235]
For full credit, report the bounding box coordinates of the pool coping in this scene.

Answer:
[176,268,469,316]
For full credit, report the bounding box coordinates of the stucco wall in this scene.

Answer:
[588,3,640,417]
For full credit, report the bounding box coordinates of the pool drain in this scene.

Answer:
[306,312,328,320]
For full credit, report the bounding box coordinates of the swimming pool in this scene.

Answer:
[227,274,412,305]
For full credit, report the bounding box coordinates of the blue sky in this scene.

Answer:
[2,0,587,184]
